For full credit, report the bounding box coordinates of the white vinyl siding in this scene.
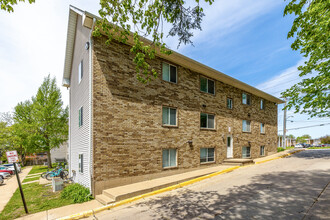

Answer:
[242,147,251,158]
[162,62,177,83]
[242,120,251,132]
[162,149,177,168]
[200,148,215,163]
[69,15,92,190]
[162,107,177,126]
[200,113,215,129]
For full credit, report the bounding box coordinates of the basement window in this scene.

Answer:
[242,147,251,158]
[200,148,215,163]
[260,146,265,156]
[162,149,177,168]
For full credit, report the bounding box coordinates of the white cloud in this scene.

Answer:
[165,0,282,50]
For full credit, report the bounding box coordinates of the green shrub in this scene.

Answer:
[277,147,285,152]
[61,183,93,203]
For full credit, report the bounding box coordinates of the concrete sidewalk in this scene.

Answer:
[15,149,304,220]
[0,166,32,213]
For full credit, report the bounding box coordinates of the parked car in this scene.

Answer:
[0,172,10,179]
[3,163,21,173]
[0,175,3,185]
[295,143,303,148]
[0,166,14,175]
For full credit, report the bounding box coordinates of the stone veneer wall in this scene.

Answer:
[92,37,278,195]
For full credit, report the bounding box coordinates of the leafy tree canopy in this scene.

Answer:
[282,0,330,118]
[320,135,330,144]
[0,0,35,12]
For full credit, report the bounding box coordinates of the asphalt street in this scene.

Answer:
[88,149,330,220]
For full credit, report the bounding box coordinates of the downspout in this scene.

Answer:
[88,16,96,194]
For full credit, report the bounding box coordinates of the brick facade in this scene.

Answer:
[91,37,278,194]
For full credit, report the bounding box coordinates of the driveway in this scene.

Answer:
[0,166,32,213]
[88,149,330,220]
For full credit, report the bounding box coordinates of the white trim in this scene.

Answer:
[88,18,95,193]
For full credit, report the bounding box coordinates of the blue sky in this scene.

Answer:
[0,0,329,139]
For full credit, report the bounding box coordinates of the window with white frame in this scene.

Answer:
[162,107,177,126]
[200,148,215,163]
[200,76,215,94]
[242,120,251,132]
[78,60,83,84]
[227,98,233,109]
[242,93,251,105]
[260,146,265,156]
[79,107,83,127]
[162,62,177,83]
[260,99,265,110]
[162,149,177,168]
[200,113,215,129]
[260,123,265,133]
[78,154,83,173]
[242,146,251,158]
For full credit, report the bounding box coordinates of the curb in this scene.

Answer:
[58,149,304,220]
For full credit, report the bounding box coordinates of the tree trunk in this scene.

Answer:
[47,150,52,168]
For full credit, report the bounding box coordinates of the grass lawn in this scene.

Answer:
[0,183,74,220]
[22,176,40,183]
[309,146,330,149]
[27,165,50,175]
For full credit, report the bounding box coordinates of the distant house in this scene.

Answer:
[62,6,283,195]
[50,142,68,163]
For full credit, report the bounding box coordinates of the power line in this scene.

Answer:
[278,122,330,131]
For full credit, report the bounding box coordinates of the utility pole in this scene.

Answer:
[283,98,287,149]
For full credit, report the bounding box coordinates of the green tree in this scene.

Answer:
[320,135,330,144]
[11,101,36,165]
[31,75,68,168]
[282,0,330,118]
[0,0,214,83]
[296,134,311,143]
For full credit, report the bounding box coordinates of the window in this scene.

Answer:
[79,107,83,127]
[242,147,251,158]
[78,60,83,83]
[200,148,215,163]
[242,120,251,132]
[260,146,265,156]
[200,113,215,129]
[162,62,177,83]
[260,99,264,110]
[227,98,233,109]
[78,154,83,173]
[162,107,177,126]
[242,93,251,105]
[200,76,215,94]
[162,149,177,168]
[260,123,265,134]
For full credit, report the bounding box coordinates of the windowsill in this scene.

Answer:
[260,132,266,135]
[163,166,178,170]
[242,157,251,159]
[200,90,215,96]
[200,161,215,165]
[162,124,178,128]
[162,79,177,85]
[242,131,251,133]
[200,128,217,131]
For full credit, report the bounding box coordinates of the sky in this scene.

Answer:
[0,0,329,139]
